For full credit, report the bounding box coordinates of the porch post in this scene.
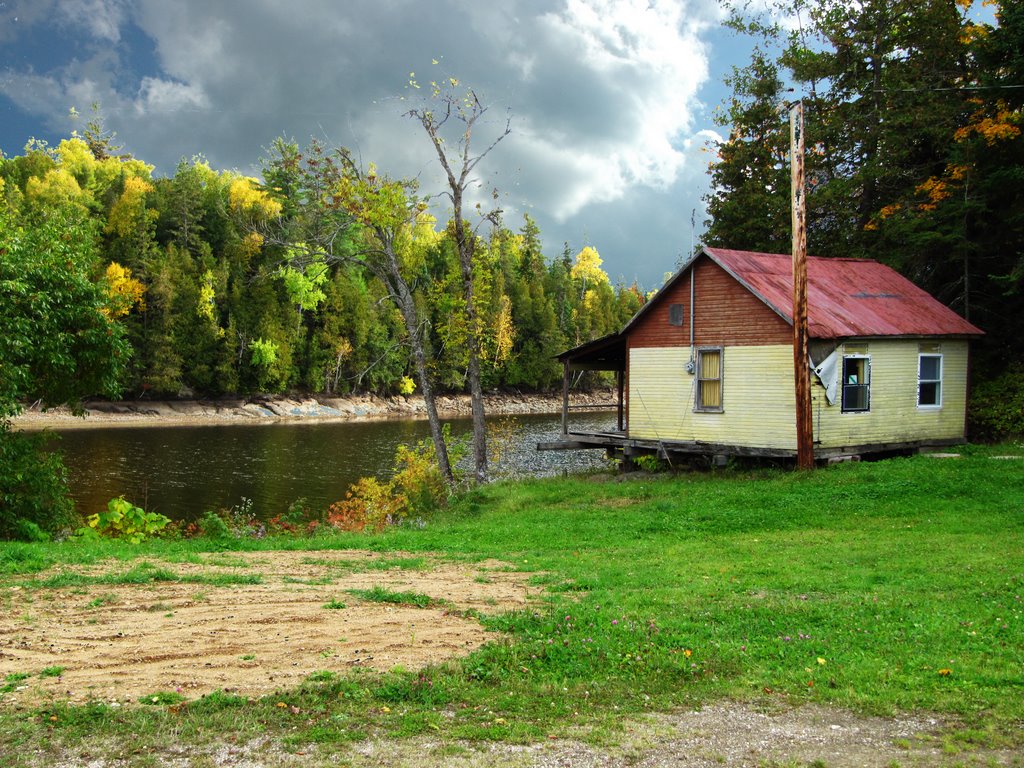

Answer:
[561,360,570,436]
[616,369,624,432]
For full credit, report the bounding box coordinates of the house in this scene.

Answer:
[542,247,984,463]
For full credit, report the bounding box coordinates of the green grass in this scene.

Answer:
[346,585,441,609]
[0,448,1021,761]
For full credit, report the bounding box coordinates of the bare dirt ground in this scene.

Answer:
[3,550,1020,767]
[0,550,530,705]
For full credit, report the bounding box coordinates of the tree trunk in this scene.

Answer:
[452,197,488,484]
[384,252,456,489]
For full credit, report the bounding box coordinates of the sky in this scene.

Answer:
[0,0,760,289]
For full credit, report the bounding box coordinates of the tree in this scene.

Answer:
[0,203,129,537]
[332,154,458,488]
[703,48,791,252]
[260,140,458,488]
[406,75,511,483]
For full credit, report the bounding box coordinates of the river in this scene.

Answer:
[47,412,613,521]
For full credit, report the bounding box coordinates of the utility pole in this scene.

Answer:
[790,101,814,470]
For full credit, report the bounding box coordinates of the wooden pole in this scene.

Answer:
[616,369,624,432]
[790,102,814,470]
[561,360,570,436]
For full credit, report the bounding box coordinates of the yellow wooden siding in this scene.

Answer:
[814,340,968,448]
[629,346,798,449]
[629,340,969,449]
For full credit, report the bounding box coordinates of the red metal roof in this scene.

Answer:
[701,248,983,339]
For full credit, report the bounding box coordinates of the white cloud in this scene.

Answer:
[135,77,209,115]
[1,0,736,286]
[57,0,130,43]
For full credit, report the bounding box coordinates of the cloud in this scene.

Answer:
[0,0,732,286]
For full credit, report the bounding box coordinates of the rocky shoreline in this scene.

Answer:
[12,390,616,430]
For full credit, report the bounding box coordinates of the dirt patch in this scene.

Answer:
[0,550,533,706]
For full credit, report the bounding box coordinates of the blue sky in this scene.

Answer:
[0,0,760,289]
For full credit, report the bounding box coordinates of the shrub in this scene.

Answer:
[969,366,1024,441]
[327,476,408,532]
[83,497,171,544]
[0,425,77,540]
[327,429,459,532]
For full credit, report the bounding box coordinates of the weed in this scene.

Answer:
[346,586,441,609]
[39,666,64,678]
[86,593,117,609]
[323,599,347,610]
[1,672,30,694]
[138,691,185,706]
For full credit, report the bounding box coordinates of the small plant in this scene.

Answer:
[633,454,664,472]
[39,666,64,678]
[346,586,439,609]
[196,510,231,539]
[82,497,171,543]
[323,599,347,610]
[139,691,186,706]
[87,593,117,609]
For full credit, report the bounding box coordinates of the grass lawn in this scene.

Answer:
[1,444,1021,763]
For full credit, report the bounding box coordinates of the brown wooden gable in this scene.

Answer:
[628,257,791,349]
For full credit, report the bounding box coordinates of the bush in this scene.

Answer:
[327,430,459,532]
[0,424,77,540]
[969,366,1024,441]
[83,496,171,544]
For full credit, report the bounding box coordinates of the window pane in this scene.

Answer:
[700,350,720,379]
[701,380,721,408]
[919,355,940,380]
[844,383,869,411]
[919,381,940,406]
[843,357,866,384]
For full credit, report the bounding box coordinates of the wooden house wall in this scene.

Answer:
[814,340,969,448]
[628,259,791,349]
[628,344,797,449]
[628,340,969,449]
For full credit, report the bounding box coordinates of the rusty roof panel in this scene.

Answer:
[704,248,984,338]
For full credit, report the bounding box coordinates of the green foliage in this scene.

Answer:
[83,497,171,544]
[327,427,463,532]
[0,426,76,539]
[969,366,1024,440]
[346,585,438,609]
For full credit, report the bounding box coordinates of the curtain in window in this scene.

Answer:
[699,351,721,408]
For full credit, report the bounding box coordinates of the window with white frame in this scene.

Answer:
[695,347,723,412]
[918,353,942,407]
[841,355,870,412]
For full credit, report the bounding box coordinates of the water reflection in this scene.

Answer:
[48,413,613,521]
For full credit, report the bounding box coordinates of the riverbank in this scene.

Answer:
[13,390,616,430]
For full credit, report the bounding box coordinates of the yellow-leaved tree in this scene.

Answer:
[102,262,146,318]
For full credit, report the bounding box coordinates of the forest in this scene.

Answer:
[0,133,644,402]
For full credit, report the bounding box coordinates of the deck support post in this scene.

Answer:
[616,369,624,432]
[561,360,570,436]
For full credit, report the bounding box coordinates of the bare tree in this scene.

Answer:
[257,139,456,488]
[406,81,511,484]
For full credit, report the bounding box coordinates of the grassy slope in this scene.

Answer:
[1,445,1022,759]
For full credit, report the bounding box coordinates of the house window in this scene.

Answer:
[918,354,942,407]
[841,356,870,412]
[668,303,684,326]
[695,348,723,412]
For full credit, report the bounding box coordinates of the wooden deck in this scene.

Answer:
[538,430,963,462]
